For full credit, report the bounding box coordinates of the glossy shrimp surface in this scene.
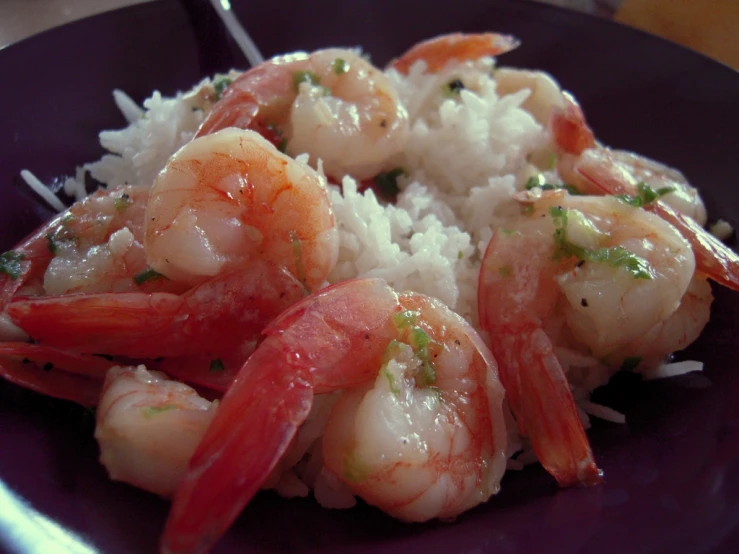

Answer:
[0,185,180,312]
[161,279,507,553]
[479,191,700,486]
[145,127,338,290]
[389,32,520,75]
[95,366,216,498]
[197,49,409,182]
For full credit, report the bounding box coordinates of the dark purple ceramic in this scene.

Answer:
[1,1,738,553]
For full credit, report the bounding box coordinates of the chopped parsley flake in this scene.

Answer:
[441,78,465,98]
[213,76,233,100]
[46,233,57,255]
[374,167,406,197]
[332,58,349,75]
[0,251,25,280]
[292,70,321,91]
[620,356,642,371]
[549,206,653,279]
[616,182,675,208]
[393,310,418,330]
[134,267,164,285]
[209,359,225,372]
[525,176,580,195]
[114,193,131,212]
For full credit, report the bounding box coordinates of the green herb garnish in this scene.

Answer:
[549,206,653,279]
[332,58,349,75]
[292,70,321,91]
[616,182,674,208]
[393,310,418,330]
[213,76,233,100]
[0,251,25,280]
[134,267,164,285]
[374,167,406,197]
[525,176,580,195]
[114,193,132,212]
[441,78,465,98]
[209,359,225,372]
[46,234,57,255]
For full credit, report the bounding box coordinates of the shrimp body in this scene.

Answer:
[161,279,507,553]
[197,50,409,181]
[145,128,338,291]
[479,192,698,485]
[545,95,739,290]
[573,147,739,290]
[0,185,178,312]
[95,366,215,498]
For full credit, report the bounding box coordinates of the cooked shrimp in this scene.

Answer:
[196,50,409,182]
[95,365,216,498]
[7,262,304,360]
[573,147,739,290]
[161,279,507,553]
[145,128,338,291]
[389,32,520,75]
[543,94,739,290]
[615,275,713,371]
[0,185,180,312]
[479,191,701,486]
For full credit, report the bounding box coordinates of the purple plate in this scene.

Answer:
[1,0,738,553]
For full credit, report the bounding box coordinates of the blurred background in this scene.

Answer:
[0,0,736,68]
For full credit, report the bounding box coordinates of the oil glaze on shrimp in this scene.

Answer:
[145,128,338,291]
[197,50,409,182]
[478,191,701,486]
[96,366,216,498]
[161,279,507,553]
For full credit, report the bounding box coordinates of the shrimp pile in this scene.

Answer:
[1,31,738,554]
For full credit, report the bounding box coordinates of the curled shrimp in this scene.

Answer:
[197,49,409,181]
[146,127,338,291]
[95,365,216,498]
[572,147,739,290]
[161,279,507,553]
[543,93,739,290]
[479,191,703,486]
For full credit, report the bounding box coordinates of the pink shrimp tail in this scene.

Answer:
[576,149,739,290]
[492,327,602,487]
[654,203,739,291]
[549,92,596,155]
[0,343,112,405]
[7,264,304,358]
[160,341,313,554]
[195,90,259,138]
[390,32,520,75]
